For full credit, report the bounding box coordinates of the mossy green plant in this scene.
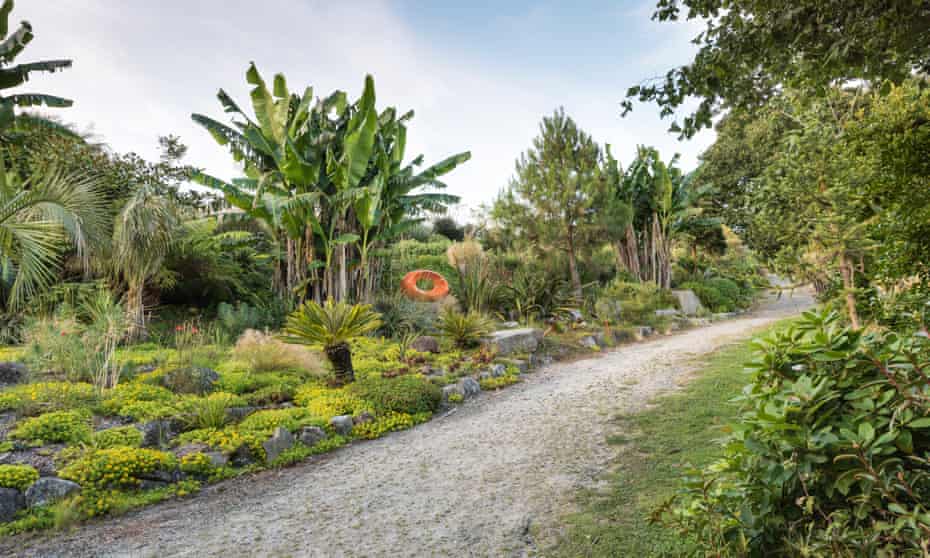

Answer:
[0,464,39,491]
[10,410,92,445]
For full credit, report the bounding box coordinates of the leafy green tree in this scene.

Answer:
[626,0,930,137]
[432,216,464,242]
[492,108,605,298]
[193,64,468,304]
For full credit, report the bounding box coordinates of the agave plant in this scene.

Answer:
[281,299,381,385]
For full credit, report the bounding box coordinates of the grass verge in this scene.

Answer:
[549,323,786,557]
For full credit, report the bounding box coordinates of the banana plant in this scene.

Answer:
[0,0,73,133]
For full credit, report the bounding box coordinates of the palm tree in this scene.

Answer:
[111,185,179,339]
[280,299,381,385]
[0,162,106,309]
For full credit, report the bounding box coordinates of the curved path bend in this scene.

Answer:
[8,291,813,558]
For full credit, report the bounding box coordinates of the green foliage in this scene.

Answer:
[293,384,369,419]
[178,392,245,430]
[91,426,143,449]
[479,374,520,391]
[0,464,38,491]
[436,308,493,348]
[432,216,464,242]
[680,277,749,313]
[601,280,677,324]
[179,452,215,477]
[0,380,96,415]
[281,299,382,383]
[628,0,930,137]
[352,411,430,440]
[373,293,438,337]
[59,448,177,490]
[659,311,930,555]
[10,410,92,445]
[346,376,441,415]
[98,382,176,420]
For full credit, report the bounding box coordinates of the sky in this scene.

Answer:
[17,0,713,221]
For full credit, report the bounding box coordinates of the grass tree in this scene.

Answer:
[281,299,381,385]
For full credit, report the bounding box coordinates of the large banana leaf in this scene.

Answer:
[339,75,378,190]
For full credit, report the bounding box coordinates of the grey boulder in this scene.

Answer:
[0,362,26,385]
[460,377,481,398]
[25,477,81,508]
[262,427,295,463]
[410,336,441,354]
[0,487,24,522]
[297,426,327,447]
[671,289,705,316]
[481,328,543,356]
[330,415,354,436]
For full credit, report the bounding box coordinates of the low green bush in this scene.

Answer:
[59,447,177,490]
[347,375,441,415]
[0,464,38,491]
[92,426,143,449]
[436,309,493,348]
[10,410,92,445]
[658,311,930,555]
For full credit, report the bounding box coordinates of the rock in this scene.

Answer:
[24,477,81,508]
[297,426,327,447]
[481,328,543,356]
[654,308,679,317]
[229,444,258,467]
[489,364,507,378]
[330,415,354,436]
[500,321,520,329]
[173,443,210,459]
[594,331,614,348]
[139,480,170,491]
[441,384,464,406]
[712,312,736,321]
[2,445,63,477]
[671,289,705,316]
[529,353,553,368]
[410,336,441,354]
[568,309,584,322]
[686,317,711,327]
[262,427,295,463]
[0,487,25,522]
[135,364,158,374]
[225,406,258,423]
[204,451,228,468]
[633,326,654,340]
[161,366,219,395]
[477,371,491,381]
[578,336,599,350]
[0,362,26,385]
[138,468,181,484]
[137,420,177,448]
[611,329,634,344]
[511,359,529,374]
[460,377,481,398]
[353,412,374,425]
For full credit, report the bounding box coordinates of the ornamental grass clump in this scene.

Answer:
[280,299,381,385]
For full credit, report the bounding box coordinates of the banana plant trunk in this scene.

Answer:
[324,341,355,385]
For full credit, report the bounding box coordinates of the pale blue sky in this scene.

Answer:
[19,0,713,218]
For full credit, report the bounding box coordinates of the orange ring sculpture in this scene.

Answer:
[400,269,450,302]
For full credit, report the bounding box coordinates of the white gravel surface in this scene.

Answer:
[6,290,813,558]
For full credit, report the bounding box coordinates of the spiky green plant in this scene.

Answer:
[436,308,493,348]
[281,299,381,384]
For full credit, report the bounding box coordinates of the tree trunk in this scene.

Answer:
[839,253,860,330]
[565,226,583,300]
[324,341,354,385]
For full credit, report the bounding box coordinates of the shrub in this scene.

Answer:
[10,410,92,445]
[601,280,678,323]
[436,309,493,348]
[238,407,326,436]
[658,311,930,555]
[352,411,430,439]
[479,374,520,391]
[0,464,38,491]
[293,385,369,419]
[59,447,177,490]
[179,452,215,477]
[178,392,246,430]
[0,381,97,415]
[373,294,438,338]
[347,376,441,415]
[99,383,176,416]
[92,426,143,449]
[231,329,325,375]
[679,280,727,312]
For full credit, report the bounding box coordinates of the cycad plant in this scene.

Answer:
[436,308,493,348]
[281,299,381,385]
[0,163,106,309]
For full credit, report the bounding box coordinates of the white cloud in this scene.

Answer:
[16,0,714,220]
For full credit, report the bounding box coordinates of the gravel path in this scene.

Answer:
[7,290,813,558]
